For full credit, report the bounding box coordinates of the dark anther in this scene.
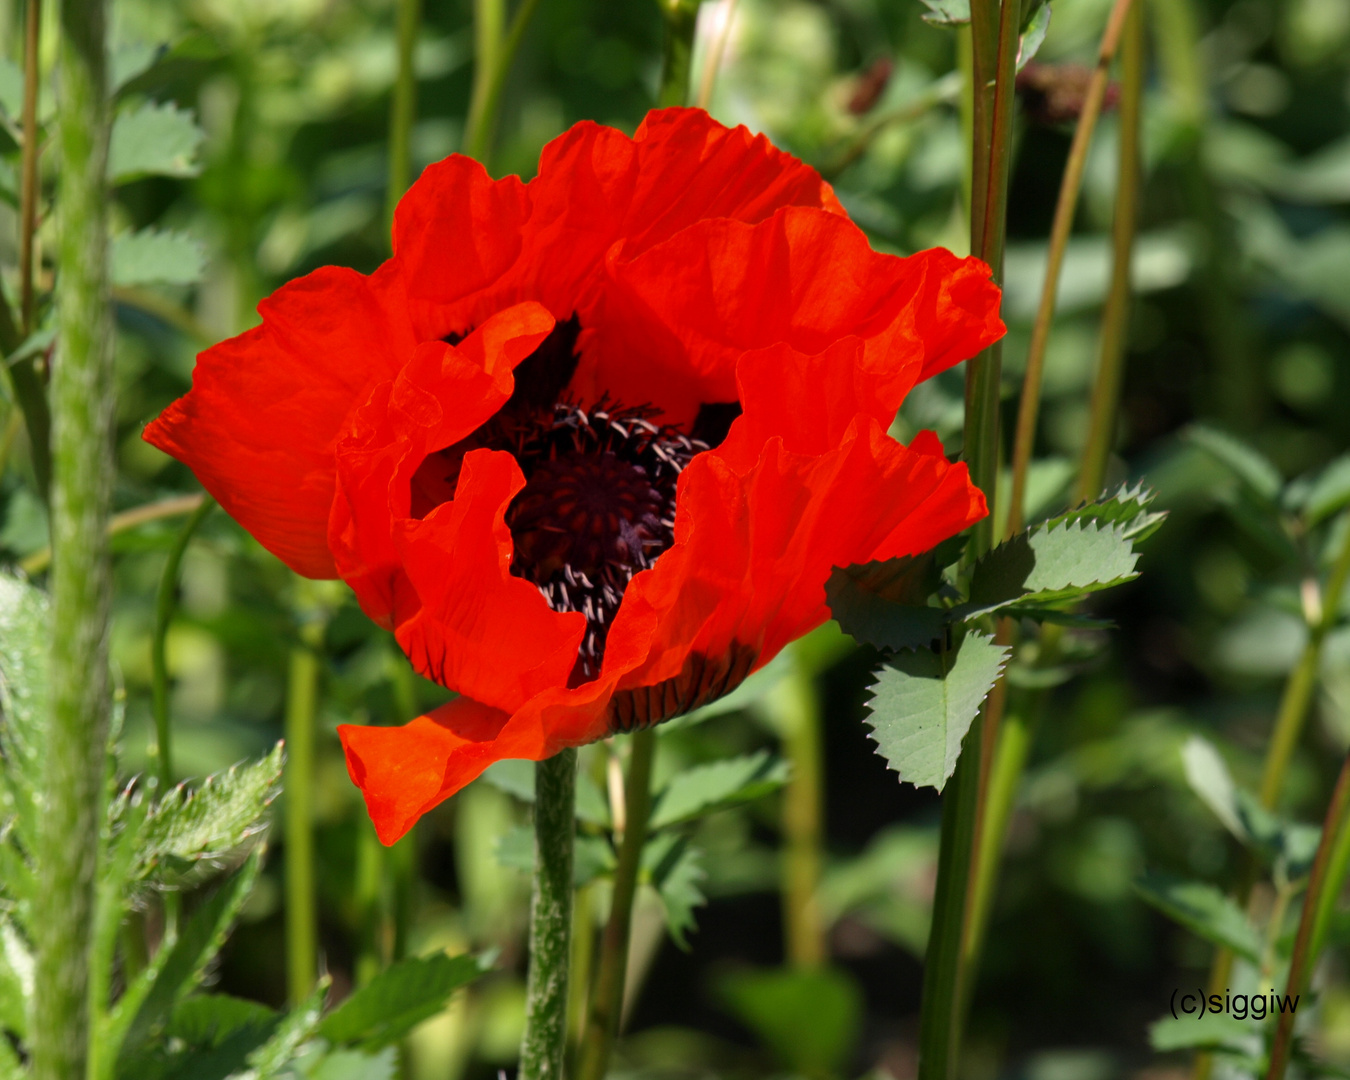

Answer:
[690,401,742,448]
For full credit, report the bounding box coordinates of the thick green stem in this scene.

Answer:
[657,0,703,107]
[33,0,112,1076]
[150,495,215,791]
[521,748,578,1080]
[385,0,421,237]
[1078,1,1144,503]
[285,625,322,1006]
[1007,0,1137,536]
[20,0,41,334]
[779,669,825,967]
[462,0,543,166]
[577,729,655,1080]
[1266,749,1350,1080]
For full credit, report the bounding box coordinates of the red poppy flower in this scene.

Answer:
[144,108,1004,845]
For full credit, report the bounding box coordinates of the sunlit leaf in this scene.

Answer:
[648,751,790,830]
[480,758,610,826]
[1017,4,1051,71]
[112,228,206,286]
[109,101,203,183]
[1133,873,1264,961]
[317,953,485,1051]
[1180,736,1246,841]
[643,832,706,949]
[918,0,970,27]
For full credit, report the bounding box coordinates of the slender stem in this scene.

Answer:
[386,0,421,238]
[462,0,543,166]
[20,0,41,334]
[1266,749,1350,1080]
[285,623,323,1006]
[1007,0,1137,536]
[576,728,655,1080]
[21,492,206,574]
[150,495,215,791]
[353,821,385,987]
[1309,779,1350,963]
[780,668,825,967]
[657,0,704,107]
[33,0,112,1075]
[694,0,737,109]
[521,748,578,1080]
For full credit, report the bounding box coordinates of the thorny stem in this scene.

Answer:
[1077,0,1144,503]
[386,0,422,237]
[521,748,578,1080]
[576,729,655,1080]
[1265,749,1350,1080]
[1007,0,1138,536]
[285,621,324,1006]
[462,0,544,166]
[33,0,113,1075]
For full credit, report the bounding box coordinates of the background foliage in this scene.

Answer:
[4,0,1350,1077]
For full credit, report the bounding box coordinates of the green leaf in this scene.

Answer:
[717,966,862,1076]
[919,0,970,26]
[127,994,281,1080]
[112,42,168,93]
[0,916,32,1039]
[1232,791,1322,877]
[1042,484,1166,542]
[963,521,1140,618]
[109,101,204,184]
[494,825,614,887]
[318,953,485,1051]
[112,852,261,1065]
[306,1047,399,1080]
[825,554,946,652]
[480,759,610,826]
[864,632,1009,792]
[111,228,206,287]
[1180,736,1246,840]
[1302,454,1350,526]
[1148,1011,1261,1054]
[1133,873,1264,961]
[0,59,22,119]
[643,832,706,949]
[1017,3,1051,70]
[245,977,329,1080]
[168,994,277,1047]
[135,743,283,886]
[1185,425,1283,504]
[648,751,790,830]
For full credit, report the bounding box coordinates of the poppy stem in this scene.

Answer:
[33,0,113,1076]
[285,620,324,1006]
[1265,747,1350,1080]
[463,0,544,166]
[1006,0,1138,537]
[385,0,421,239]
[777,666,825,967]
[657,0,704,107]
[576,728,656,1080]
[521,747,578,1080]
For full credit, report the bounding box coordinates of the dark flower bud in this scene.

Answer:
[848,56,894,115]
[1016,61,1119,126]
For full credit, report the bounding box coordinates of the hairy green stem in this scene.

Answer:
[1007,0,1137,535]
[657,0,703,107]
[577,729,655,1080]
[1266,749,1350,1080]
[285,624,323,1006]
[33,0,112,1075]
[386,0,421,237]
[20,0,41,333]
[521,748,578,1080]
[1078,3,1143,502]
[462,0,543,166]
[151,495,215,792]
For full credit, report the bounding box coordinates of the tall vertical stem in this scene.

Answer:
[576,729,655,1080]
[520,748,578,1080]
[33,0,112,1075]
[1007,0,1137,536]
[657,0,703,107]
[462,0,543,165]
[779,668,825,967]
[386,0,422,236]
[285,625,322,1006]
[20,0,41,333]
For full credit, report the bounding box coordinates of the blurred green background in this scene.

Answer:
[5,0,1350,1077]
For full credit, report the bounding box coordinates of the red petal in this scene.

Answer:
[143,265,417,578]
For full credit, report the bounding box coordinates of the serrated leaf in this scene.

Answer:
[826,554,946,652]
[919,0,970,26]
[130,994,281,1080]
[479,759,610,826]
[112,852,261,1065]
[135,743,283,886]
[963,521,1140,618]
[1181,736,1246,840]
[1042,483,1166,542]
[648,751,790,830]
[111,228,206,286]
[1186,425,1282,503]
[864,632,1009,791]
[318,953,484,1051]
[1017,3,1051,70]
[109,101,203,183]
[1133,873,1264,961]
[643,832,706,949]
[245,977,329,1080]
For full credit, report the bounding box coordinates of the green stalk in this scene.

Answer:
[779,668,825,967]
[353,823,385,987]
[32,0,113,1075]
[1077,0,1144,503]
[462,0,544,166]
[1265,749,1350,1080]
[520,747,578,1080]
[1308,780,1350,963]
[1006,0,1138,536]
[576,729,655,1080]
[656,0,703,107]
[285,624,323,1006]
[150,495,215,792]
[386,0,421,237]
